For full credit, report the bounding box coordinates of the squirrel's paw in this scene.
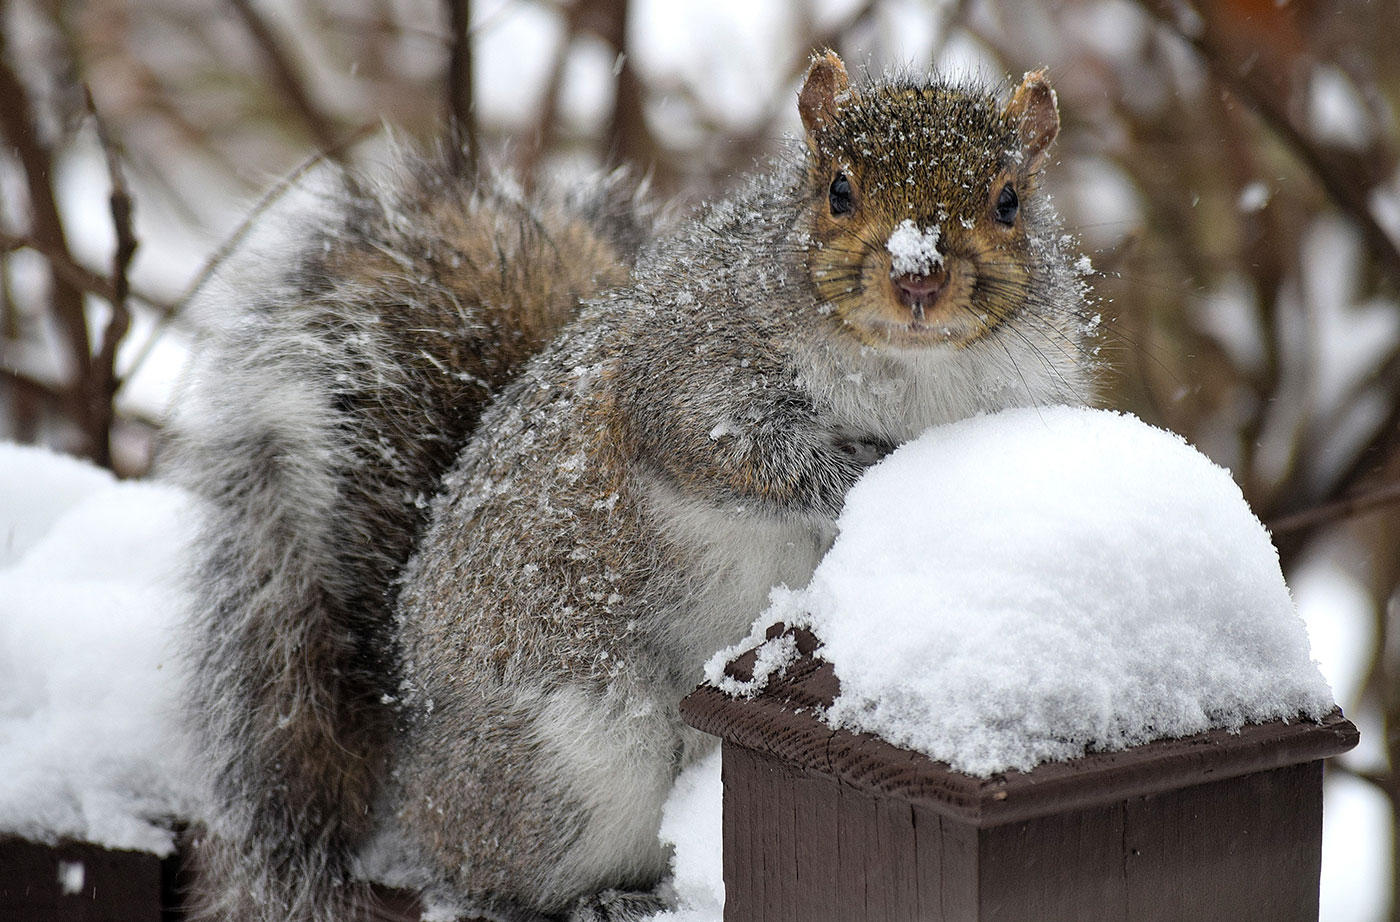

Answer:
[565,887,670,922]
[835,433,895,469]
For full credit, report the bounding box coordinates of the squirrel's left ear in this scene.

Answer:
[798,50,850,147]
[1004,69,1060,174]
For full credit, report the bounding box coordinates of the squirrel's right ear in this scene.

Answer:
[1004,69,1060,174]
[798,50,850,145]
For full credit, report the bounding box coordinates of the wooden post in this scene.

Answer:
[680,625,1360,922]
[0,836,184,922]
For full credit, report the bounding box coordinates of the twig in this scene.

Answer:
[0,367,68,411]
[0,231,169,315]
[0,24,91,443]
[1268,482,1400,535]
[227,0,343,156]
[85,88,138,470]
[444,0,476,174]
[1328,760,1397,795]
[518,1,586,187]
[583,0,664,175]
[1137,0,1400,285]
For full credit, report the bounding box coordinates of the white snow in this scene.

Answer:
[1308,64,1375,151]
[708,629,798,699]
[722,406,1335,777]
[1237,180,1272,213]
[648,748,725,922]
[886,219,943,277]
[0,442,199,855]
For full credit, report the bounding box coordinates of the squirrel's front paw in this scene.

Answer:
[565,887,670,922]
[835,433,895,469]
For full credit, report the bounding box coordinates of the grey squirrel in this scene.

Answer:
[162,51,1096,921]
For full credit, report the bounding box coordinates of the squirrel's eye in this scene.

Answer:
[829,172,854,216]
[994,183,1019,225]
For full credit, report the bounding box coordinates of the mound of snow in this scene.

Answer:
[649,748,725,922]
[716,406,1335,777]
[0,442,200,854]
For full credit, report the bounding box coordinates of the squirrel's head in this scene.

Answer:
[798,51,1063,350]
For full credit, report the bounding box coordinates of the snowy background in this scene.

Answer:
[0,0,1396,919]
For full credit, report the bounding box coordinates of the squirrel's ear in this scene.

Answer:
[1005,69,1060,173]
[798,50,850,143]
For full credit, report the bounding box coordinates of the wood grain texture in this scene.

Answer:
[718,743,1331,922]
[680,625,1359,827]
[0,837,164,922]
[692,624,1352,922]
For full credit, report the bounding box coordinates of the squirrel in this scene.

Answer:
[162,51,1096,922]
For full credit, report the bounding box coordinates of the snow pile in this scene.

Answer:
[715,406,1335,777]
[649,748,725,922]
[0,442,200,854]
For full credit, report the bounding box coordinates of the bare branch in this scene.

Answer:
[517,4,581,187]
[1269,481,1400,535]
[120,139,359,386]
[0,22,91,443]
[1327,760,1396,796]
[85,88,138,470]
[578,0,668,179]
[227,0,344,156]
[444,0,476,174]
[0,231,170,315]
[1137,0,1400,284]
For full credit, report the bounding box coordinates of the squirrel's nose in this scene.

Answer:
[892,270,948,314]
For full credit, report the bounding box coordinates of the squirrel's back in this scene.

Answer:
[161,151,653,921]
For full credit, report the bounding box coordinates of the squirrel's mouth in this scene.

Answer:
[844,260,993,348]
[865,316,985,349]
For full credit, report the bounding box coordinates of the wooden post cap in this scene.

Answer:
[680,624,1359,827]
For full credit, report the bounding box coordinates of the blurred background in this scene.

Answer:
[0,0,1395,917]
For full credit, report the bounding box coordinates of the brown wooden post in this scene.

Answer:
[0,836,184,922]
[680,625,1360,922]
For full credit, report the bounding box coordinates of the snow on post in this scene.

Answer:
[0,442,203,918]
[684,406,1357,922]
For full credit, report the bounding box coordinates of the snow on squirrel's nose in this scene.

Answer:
[887,219,944,278]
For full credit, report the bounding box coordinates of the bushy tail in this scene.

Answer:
[160,153,654,921]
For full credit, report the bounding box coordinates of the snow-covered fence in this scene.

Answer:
[0,410,1361,920]
[0,834,428,921]
[682,624,1359,922]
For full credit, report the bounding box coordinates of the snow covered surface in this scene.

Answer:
[648,748,725,922]
[0,443,199,855]
[712,406,1335,777]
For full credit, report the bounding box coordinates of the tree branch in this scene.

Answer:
[227,0,343,156]
[119,140,355,386]
[1138,0,1400,284]
[1269,481,1400,535]
[0,22,92,445]
[0,231,169,315]
[85,88,138,470]
[443,0,476,174]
